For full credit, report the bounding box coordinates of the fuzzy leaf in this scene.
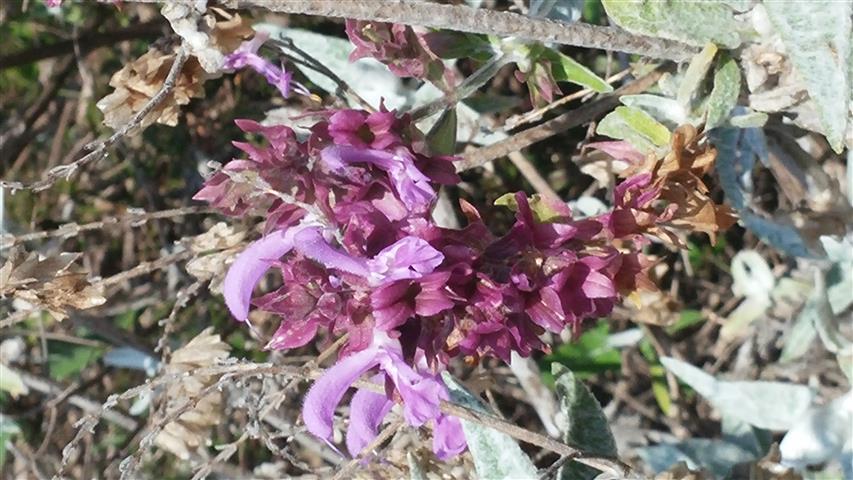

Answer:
[620,94,687,129]
[597,106,671,152]
[443,373,538,480]
[542,48,612,93]
[601,0,741,48]
[660,356,814,431]
[552,364,617,480]
[677,43,718,108]
[705,54,741,129]
[764,2,851,152]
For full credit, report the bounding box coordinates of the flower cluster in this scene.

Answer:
[194,100,667,459]
[198,34,733,463]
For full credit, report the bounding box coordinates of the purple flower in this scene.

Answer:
[224,32,308,98]
[303,332,465,459]
[223,227,445,325]
[366,236,444,284]
[321,145,436,212]
[223,228,298,322]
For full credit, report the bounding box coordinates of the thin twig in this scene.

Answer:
[456,66,667,172]
[0,206,213,249]
[1,45,190,192]
[122,0,698,62]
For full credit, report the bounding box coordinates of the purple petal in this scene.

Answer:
[367,236,444,284]
[345,375,394,457]
[433,414,467,460]
[223,229,294,321]
[293,228,370,277]
[378,351,443,426]
[302,348,382,442]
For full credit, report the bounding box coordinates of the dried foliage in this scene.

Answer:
[0,247,105,320]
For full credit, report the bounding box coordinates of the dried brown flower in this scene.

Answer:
[154,328,231,460]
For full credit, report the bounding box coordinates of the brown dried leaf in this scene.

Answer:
[0,247,105,320]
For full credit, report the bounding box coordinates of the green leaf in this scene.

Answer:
[597,106,671,152]
[552,364,617,480]
[677,43,718,108]
[764,2,851,152]
[426,108,457,156]
[543,321,622,380]
[442,374,538,480]
[48,343,104,382]
[541,48,612,93]
[620,94,687,129]
[666,310,704,335]
[649,365,672,416]
[705,54,741,129]
[601,0,741,48]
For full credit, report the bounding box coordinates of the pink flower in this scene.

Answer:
[303,332,466,459]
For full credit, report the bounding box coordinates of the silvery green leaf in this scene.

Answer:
[806,270,853,356]
[601,0,742,48]
[779,308,819,363]
[729,111,768,128]
[722,415,770,458]
[552,364,617,480]
[705,55,741,130]
[677,43,718,108]
[442,373,538,480]
[620,94,688,129]
[257,25,409,109]
[780,391,853,473]
[821,235,853,315]
[660,357,814,431]
[764,2,851,152]
[636,439,755,478]
[597,106,671,153]
[730,250,774,300]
